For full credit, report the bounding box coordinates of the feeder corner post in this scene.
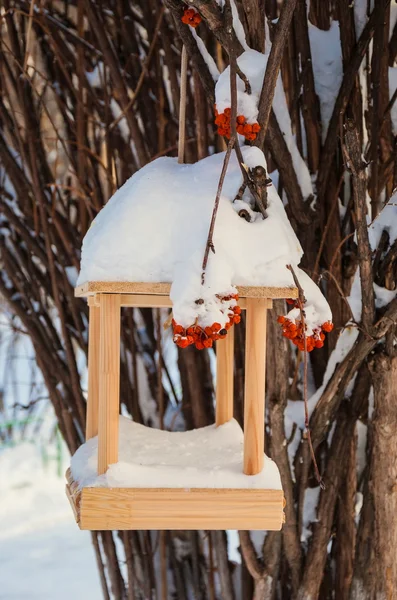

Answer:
[97,293,121,475]
[86,299,100,440]
[215,326,235,426]
[243,297,271,476]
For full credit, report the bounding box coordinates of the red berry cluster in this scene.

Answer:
[277,299,334,352]
[181,8,202,27]
[214,106,260,141]
[173,295,241,350]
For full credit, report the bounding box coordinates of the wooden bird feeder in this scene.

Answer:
[66,280,298,531]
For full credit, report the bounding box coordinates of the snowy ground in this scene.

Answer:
[0,442,101,600]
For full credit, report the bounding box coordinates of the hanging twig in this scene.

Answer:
[201,138,235,284]
[287,264,325,490]
[236,63,251,94]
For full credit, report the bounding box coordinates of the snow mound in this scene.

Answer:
[71,416,282,490]
[78,146,330,328]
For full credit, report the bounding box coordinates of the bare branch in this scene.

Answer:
[255,0,298,146]
[342,119,375,332]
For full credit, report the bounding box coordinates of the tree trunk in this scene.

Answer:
[351,353,397,599]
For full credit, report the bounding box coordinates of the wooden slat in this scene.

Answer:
[120,294,172,308]
[76,281,171,297]
[98,294,121,475]
[91,294,251,309]
[243,298,269,476]
[78,487,284,531]
[216,328,234,426]
[86,303,100,440]
[75,281,298,300]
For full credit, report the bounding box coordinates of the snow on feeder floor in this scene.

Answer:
[67,417,283,530]
[68,146,332,531]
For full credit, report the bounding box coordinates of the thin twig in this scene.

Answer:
[201,138,235,284]
[287,264,325,490]
[235,63,251,94]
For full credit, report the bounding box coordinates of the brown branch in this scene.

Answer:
[297,404,356,599]
[293,0,321,173]
[342,119,375,332]
[255,0,298,146]
[266,111,310,222]
[368,0,391,215]
[316,4,390,203]
[238,531,264,580]
[267,301,302,592]
[185,0,244,55]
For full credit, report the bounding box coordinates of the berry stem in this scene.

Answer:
[201,137,235,284]
[287,264,325,490]
[201,14,238,285]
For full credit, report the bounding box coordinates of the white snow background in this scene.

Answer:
[0,314,101,600]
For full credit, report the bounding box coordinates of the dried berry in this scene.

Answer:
[214,105,260,141]
[172,293,241,350]
[277,315,333,353]
[181,8,202,27]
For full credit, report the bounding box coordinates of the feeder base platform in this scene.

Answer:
[66,470,284,531]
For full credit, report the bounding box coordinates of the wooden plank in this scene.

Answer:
[75,281,171,297]
[78,487,284,531]
[243,298,269,476]
[120,294,172,308]
[120,295,250,309]
[75,281,298,300]
[86,303,100,440]
[89,294,254,309]
[216,327,234,426]
[98,294,121,475]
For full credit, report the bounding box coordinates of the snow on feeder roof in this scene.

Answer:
[78,146,331,334]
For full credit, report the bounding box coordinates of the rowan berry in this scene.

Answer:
[181,8,202,27]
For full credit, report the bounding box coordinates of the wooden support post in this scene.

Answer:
[98,294,121,475]
[216,327,234,426]
[243,298,269,475]
[86,303,100,440]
